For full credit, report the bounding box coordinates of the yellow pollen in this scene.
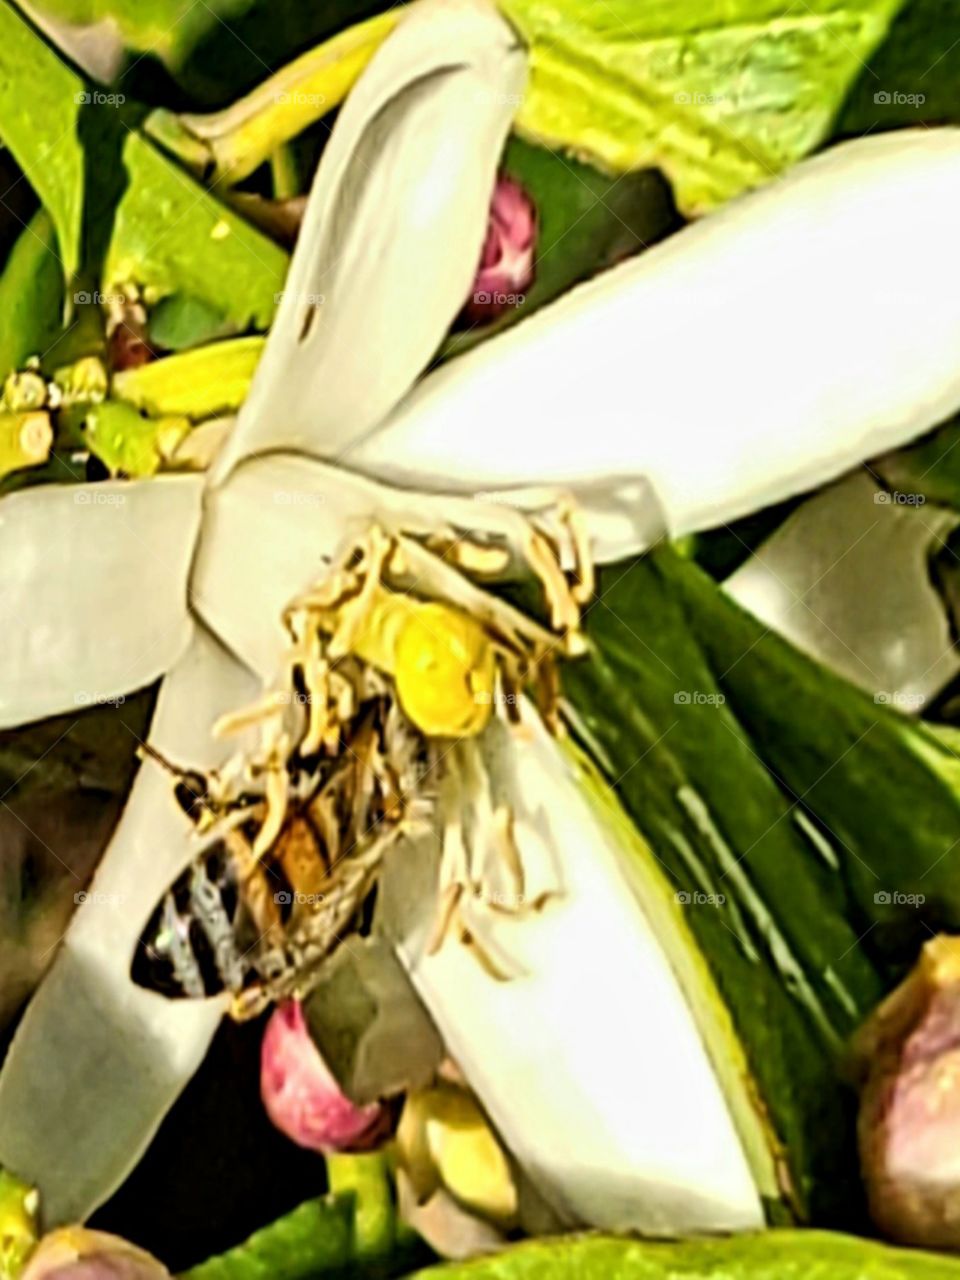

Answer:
[393,601,495,738]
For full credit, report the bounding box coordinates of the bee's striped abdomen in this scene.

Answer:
[132,842,251,1000]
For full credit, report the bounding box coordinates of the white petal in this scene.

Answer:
[379,707,765,1234]
[193,455,664,679]
[0,627,261,1225]
[352,129,960,546]
[726,471,960,709]
[211,0,525,482]
[0,476,201,729]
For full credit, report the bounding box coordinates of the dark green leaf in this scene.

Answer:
[564,547,950,1222]
[566,552,882,1222]
[871,419,960,512]
[836,0,960,136]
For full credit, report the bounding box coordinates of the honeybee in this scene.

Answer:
[132,498,590,1017]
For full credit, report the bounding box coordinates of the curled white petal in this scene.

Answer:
[725,471,960,708]
[0,628,261,1225]
[0,476,201,729]
[380,707,764,1234]
[353,129,960,546]
[213,0,525,481]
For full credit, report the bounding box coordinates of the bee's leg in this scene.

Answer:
[252,725,292,861]
[223,827,284,940]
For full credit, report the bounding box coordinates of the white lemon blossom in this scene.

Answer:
[2,0,960,1237]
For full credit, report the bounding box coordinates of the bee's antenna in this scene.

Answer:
[137,742,183,776]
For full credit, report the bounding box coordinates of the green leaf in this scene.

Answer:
[180,1196,355,1280]
[871,419,960,511]
[148,294,231,351]
[445,137,681,358]
[0,211,65,379]
[567,548,960,1218]
[665,552,960,958]
[501,0,907,213]
[0,2,84,281]
[566,559,881,1222]
[402,1229,960,1279]
[103,133,287,328]
[181,1176,424,1280]
[0,0,287,326]
[836,0,960,136]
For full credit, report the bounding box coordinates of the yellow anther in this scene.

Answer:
[393,602,495,738]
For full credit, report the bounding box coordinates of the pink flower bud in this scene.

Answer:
[463,176,535,324]
[854,935,960,1247]
[260,1000,385,1153]
[20,1227,170,1280]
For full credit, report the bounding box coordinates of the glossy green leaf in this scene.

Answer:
[0,211,65,379]
[0,0,287,326]
[403,1229,960,1279]
[103,134,286,328]
[0,2,84,281]
[502,0,907,213]
[567,546,960,1219]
